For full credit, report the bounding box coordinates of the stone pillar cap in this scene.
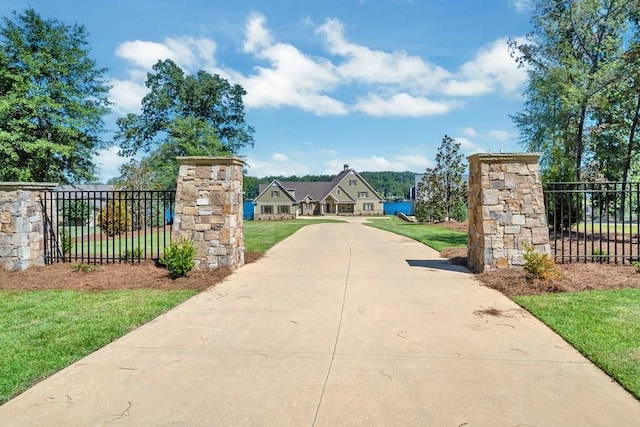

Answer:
[176,156,245,166]
[467,152,541,163]
[0,182,58,191]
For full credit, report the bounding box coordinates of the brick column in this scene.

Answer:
[467,153,550,272]
[173,157,245,270]
[0,182,57,270]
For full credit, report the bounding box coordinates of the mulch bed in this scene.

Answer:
[0,251,262,292]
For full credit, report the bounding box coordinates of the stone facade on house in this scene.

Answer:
[467,153,550,272]
[173,157,245,270]
[0,182,57,270]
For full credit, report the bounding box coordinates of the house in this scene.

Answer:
[253,164,385,220]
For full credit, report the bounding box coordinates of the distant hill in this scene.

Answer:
[243,171,416,200]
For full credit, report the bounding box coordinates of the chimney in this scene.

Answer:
[343,163,349,171]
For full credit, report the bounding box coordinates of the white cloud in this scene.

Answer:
[115,37,217,73]
[487,130,511,141]
[325,155,428,174]
[95,146,129,183]
[463,127,478,137]
[353,93,459,117]
[109,15,527,118]
[244,154,311,177]
[316,18,451,93]
[509,0,534,12]
[109,79,148,113]
[454,137,485,155]
[443,37,527,97]
[239,15,347,115]
[272,152,289,161]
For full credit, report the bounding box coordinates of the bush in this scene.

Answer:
[62,199,93,226]
[60,228,72,255]
[120,248,143,260]
[159,237,196,279]
[523,244,561,280]
[98,200,132,236]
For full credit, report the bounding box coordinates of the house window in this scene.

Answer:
[358,191,368,198]
[271,190,280,197]
[349,179,357,186]
[278,205,290,214]
[261,205,273,214]
[363,203,374,211]
[337,189,341,195]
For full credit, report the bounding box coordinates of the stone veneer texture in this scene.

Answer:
[0,183,57,270]
[467,153,550,273]
[174,157,245,270]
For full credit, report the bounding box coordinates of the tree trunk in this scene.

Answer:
[622,92,640,185]
[575,104,588,182]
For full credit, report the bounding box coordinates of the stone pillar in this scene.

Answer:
[467,153,550,272]
[173,157,245,270]
[0,182,57,270]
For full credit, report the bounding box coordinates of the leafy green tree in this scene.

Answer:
[0,8,111,183]
[115,59,254,189]
[415,135,467,222]
[511,0,639,182]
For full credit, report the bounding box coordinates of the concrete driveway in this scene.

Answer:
[1,219,639,426]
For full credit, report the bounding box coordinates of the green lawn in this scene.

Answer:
[574,222,639,235]
[515,289,640,399]
[0,289,197,404]
[244,218,344,253]
[364,216,467,251]
[67,229,172,259]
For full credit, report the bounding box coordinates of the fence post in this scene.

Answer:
[0,182,58,270]
[173,157,245,270]
[467,153,550,272]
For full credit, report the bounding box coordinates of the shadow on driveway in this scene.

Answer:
[406,259,470,273]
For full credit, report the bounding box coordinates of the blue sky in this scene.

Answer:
[4,0,534,181]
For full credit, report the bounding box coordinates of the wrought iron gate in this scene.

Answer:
[543,182,640,264]
[41,190,175,264]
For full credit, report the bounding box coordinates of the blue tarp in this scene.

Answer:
[383,201,413,216]
[243,200,254,220]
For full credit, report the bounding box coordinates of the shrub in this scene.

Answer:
[523,244,561,281]
[62,199,93,226]
[159,237,196,279]
[120,248,143,260]
[70,262,97,273]
[60,228,72,255]
[98,200,132,236]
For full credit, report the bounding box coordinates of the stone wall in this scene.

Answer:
[467,153,550,272]
[173,157,245,270]
[0,182,57,270]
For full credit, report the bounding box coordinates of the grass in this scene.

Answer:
[67,229,171,259]
[514,289,640,399]
[574,222,639,235]
[244,218,345,253]
[364,216,467,251]
[0,289,197,404]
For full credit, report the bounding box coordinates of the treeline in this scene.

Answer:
[243,171,415,200]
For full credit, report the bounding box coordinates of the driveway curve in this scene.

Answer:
[1,220,639,426]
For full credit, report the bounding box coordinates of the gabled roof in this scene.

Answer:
[254,167,384,203]
[254,180,297,203]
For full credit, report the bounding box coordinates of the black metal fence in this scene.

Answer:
[41,190,175,265]
[543,182,640,264]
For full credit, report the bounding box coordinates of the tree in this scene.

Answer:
[0,9,111,183]
[510,0,640,182]
[115,59,254,189]
[415,135,467,222]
